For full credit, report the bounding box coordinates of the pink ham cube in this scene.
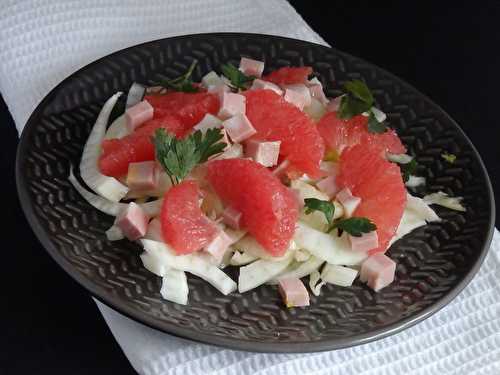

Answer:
[222,114,256,143]
[204,229,233,263]
[278,278,310,307]
[283,84,311,110]
[125,100,154,132]
[250,79,283,95]
[218,92,246,119]
[336,188,361,217]
[115,202,149,241]
[126,161,159,191]
[316,175,339,198]
[239,57,265,78]
[245,139,281,167]
[222,206,242,230]
[349,231,379,252]
[360,253,396,292]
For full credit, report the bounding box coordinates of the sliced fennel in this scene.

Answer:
[79,93,129,202]
[69,166,162,217]
[321,264,358,287]
[293,221,368,266]
[229,251,258,266]
[104,114,129,140]
[238,254,293,293]
[141,239,236,295]
[233,235,295,261]
[309,270,325,296]
[105,225,124,241]
[405,175,426,188]
[161,269,189,305]
[423,191,466,212]
[269,256,324,285]
[387,153,413,164]
[388,193,440,247]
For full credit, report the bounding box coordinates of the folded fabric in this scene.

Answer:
[2,1,499,374]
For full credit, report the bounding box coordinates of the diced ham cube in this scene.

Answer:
[222,114,256,143]
[193,113,223,133]
[126,161,159,191]
[222,206,242,230]
[326,96,343,112]
[218,92,246,119]
[316,175,339,198]
[349,231,379,252]
[283,84,311,110]
[239,57,265,78]
[278,278,310,307]
[250,79,283,95]
[336,187,361,217]
[360,253,396,292]
[115,202,149,240]
[244,139,281,167]
[125,100,154,132]
[204,229,233,263]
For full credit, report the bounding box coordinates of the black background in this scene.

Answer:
[1,2,499,374]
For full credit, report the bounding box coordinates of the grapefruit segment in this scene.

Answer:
[99,114,182,177]
[145,91,220,136]
[160,180,218,255]
[243,89,325,177]
[206,159,298,256]
[317,111,406,155]
[263,66,313,85]
[337,144,407,254]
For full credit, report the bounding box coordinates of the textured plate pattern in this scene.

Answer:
[16,33,494,352]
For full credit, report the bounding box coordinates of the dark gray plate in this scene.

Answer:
[16,33,495,352]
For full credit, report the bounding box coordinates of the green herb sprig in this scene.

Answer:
[441,152,456,164]
[220,63,256,90]
[154,60,199,93]
[338,79,388,133]
[303,198,376,237]
[153,128,226,185]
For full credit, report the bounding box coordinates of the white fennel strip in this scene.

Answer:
[423,191,466,212]
[161,269,189,305]
[80,92,129,202]
[238,255,293,293]
[269,256,324,285]
[69,166,162,217]
[141,239,236,295]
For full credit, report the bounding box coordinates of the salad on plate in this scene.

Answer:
[69,57,465,307]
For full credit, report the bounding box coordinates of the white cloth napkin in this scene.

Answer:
[2,1,499,374]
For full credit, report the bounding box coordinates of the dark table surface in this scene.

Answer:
[2,2,499,374]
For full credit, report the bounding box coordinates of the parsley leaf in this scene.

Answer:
[330,217,377,237]
[338,96,372,119]
[344,80,374,105]
[337,80,373,120]
[441,152,456,164]
[367,111,388,133]
[304,198,335,226]
[399,158,418,182]
[153,127,227,185]
[154,60,199,93]
[220,63,255,90]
